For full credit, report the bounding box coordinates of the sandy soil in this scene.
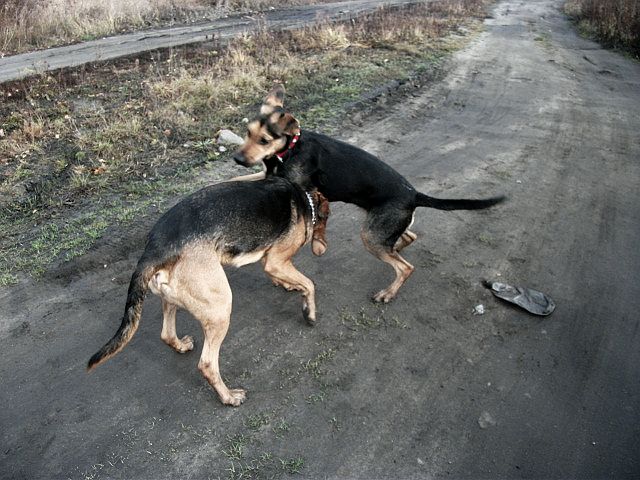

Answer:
[1,0,639,478]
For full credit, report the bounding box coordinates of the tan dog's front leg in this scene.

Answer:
[263,257,316,325]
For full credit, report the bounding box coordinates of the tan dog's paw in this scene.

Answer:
[303,304,316,326]
[223,388,247,407]
[164,335,195,353]
[175,335,195,353]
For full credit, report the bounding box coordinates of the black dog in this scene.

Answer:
[233,85,504,303]
[87,177,322,406]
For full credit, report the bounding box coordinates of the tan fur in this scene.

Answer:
[235,120,287,166]
[361,231,415,304]
[394,230,418,252]
[229,170,266,182]
[260,84,285,114]
[149,243,242,405]
[224,249,268,268]
[237,86,301,167]
[146,207,316,406]
[262,215,316,322]
[235,111,332,256]
[268,111,300,137]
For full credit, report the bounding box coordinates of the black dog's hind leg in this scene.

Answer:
[361,208,416,303]
[394,229,418,252]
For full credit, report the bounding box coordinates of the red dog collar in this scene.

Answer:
[274,132,301,162]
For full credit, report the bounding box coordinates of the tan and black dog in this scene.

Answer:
[87,177,322,406]
[233,85,505,303]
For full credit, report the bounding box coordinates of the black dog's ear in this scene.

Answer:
[261,84,286,115]
[270,111,300,137]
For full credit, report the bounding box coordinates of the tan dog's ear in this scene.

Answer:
[271,112,300,137]
[261,84,286,115]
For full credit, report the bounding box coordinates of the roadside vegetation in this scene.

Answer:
[0,0,337,56]
[564,0,640,56]
[0,0,491,286]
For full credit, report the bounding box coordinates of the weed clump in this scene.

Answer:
[565,0,640,56]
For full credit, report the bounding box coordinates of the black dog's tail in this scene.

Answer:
[415,192,505,211]
[87,261,155,371]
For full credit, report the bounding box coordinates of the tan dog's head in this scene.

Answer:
[233,84,300,167]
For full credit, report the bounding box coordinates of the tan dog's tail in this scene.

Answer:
[87,262,154,371]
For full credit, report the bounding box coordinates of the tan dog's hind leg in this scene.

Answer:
[165,246,245,406]
[160,300,195,353]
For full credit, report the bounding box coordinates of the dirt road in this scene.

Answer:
[0,0,418,84]
[1,0,639,478]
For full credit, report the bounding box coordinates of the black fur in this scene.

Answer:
[235,127,504,301]
[144,177,310,261]
[87,265,148,370]
[242,130,504,211]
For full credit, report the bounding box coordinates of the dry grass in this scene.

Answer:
[565,0,640,56]
[150,0,490,128]
[0,0,336,56]
[1,0,198,55]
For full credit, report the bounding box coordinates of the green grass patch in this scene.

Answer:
[339,306,408,331]
[272,418,290,438]
[280,457,305,475]
[222,434,249,461]
[0,272,19,287]
[244,412,272,431]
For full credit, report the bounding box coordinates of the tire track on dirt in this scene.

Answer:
[318,0,640,476]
